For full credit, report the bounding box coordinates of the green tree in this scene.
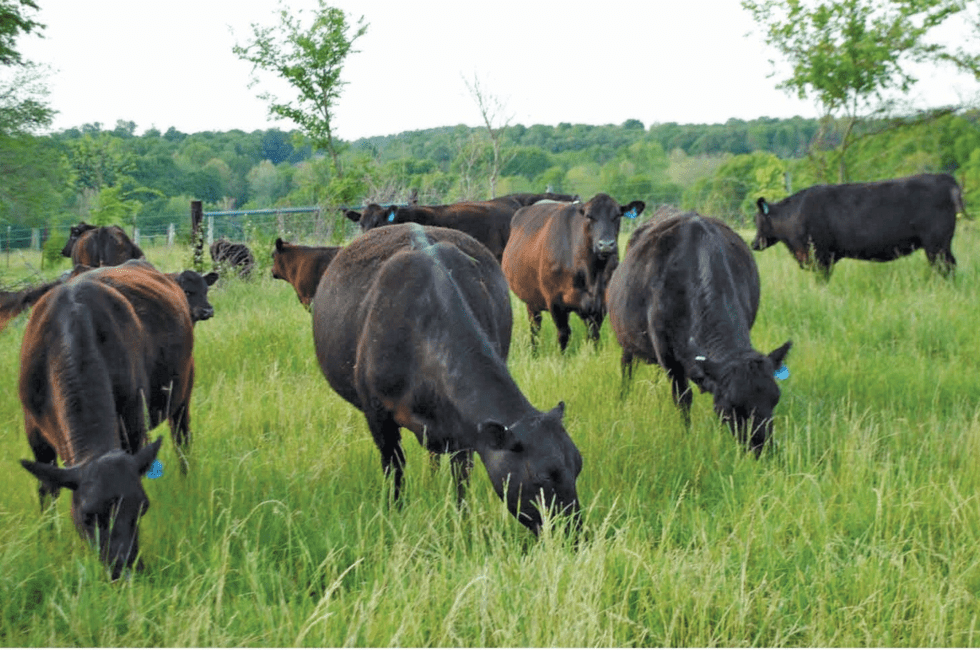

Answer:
[743,0,963,182]
[233,0,367,178]
[0,0,41,67]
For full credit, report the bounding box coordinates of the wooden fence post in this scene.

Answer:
[191,200,204,272]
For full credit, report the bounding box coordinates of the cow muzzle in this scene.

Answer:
[193,306,215,322]
[595,240,617,258]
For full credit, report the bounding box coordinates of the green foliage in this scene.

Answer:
[0,134,69,227]
[684,151,786,221]
[0,0,42,67]
[233,0,368,175]
[40,224,66,268]
[742,0,964,181]
[87,185,161,228]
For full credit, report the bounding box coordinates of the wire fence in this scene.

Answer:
[0,204,366,257]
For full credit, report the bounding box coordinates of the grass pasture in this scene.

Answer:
[1,223,980,646]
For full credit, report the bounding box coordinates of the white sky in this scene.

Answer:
[17,0,980,141]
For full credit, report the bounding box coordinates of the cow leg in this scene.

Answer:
[927,246,956,277]
[365,406,406,502]
[550,306,572,352]
[25,421,60,508]
[450,450,474,507]
[583,311,603,345]
[619,350,636,399]
[666,365,693,427]
[169,403,191,475]
[526,306,543,351]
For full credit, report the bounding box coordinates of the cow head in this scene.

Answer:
[61,222,98,257]
[172,270,219,322]
[271,237,291,280]
[20,438,162,580]
[751,198,777,251]
[477,402,583,534]
[345,204,399,231]
[580,194,645,259]
[691,341,792,455]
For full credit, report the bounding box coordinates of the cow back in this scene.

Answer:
[611,214,760,359]
[73,261,195,429]
[71,226,144,267]
[20,278,150,463]
[312,224,508,410]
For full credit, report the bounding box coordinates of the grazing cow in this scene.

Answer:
[752,173,964,278]
[343,193,575,261]
[209,239,255,279]
[312,223,582,533]
[502,193,645,351]
[61,222,145,267]
[607,213,792,454]
[17,270,179,579]
[271,238,342,307]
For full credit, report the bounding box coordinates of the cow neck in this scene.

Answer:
[443,349,534,434]
[421,258,534,432]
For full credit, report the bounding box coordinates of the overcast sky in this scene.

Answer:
[16,0,980,141]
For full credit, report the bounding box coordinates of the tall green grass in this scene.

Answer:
[1,224,979,646]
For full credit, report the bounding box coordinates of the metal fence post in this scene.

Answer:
[168,223,175,247]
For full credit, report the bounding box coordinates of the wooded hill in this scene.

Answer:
[1,110,978,249]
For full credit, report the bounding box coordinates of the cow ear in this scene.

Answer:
[344,210,361,223]
[757,197,770,217]
[548,401,565,421]
[20,459,82,491]
[768,340,792,368]
[275,237,285,251]
[135,437,163,475]
[204,272,219,286]
[621,200,646,219]
[479,420,523,453]
[690,355,719,393]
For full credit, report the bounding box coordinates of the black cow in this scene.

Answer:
[312,223,582,533]
[17,266,195,578]
[501,193,645,351]
[752,173,964,278]
[607,213,792,454]
[209,239,255,279]
[61,222,145,267]
[343,193,576,261]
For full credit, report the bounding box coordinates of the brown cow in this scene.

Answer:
[1,262,218,332]
[271,238,342,307]
[502,193,645,351]
[61,222,145,267]
[312,224,582,534]
[343,193,576,262]
[17,263,199,578]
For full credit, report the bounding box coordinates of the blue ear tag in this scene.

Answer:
[147,459,164,479]
[762,203,770,216]
[625,208,637,219]
[387,210,396,223]
[774,365,789,380]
